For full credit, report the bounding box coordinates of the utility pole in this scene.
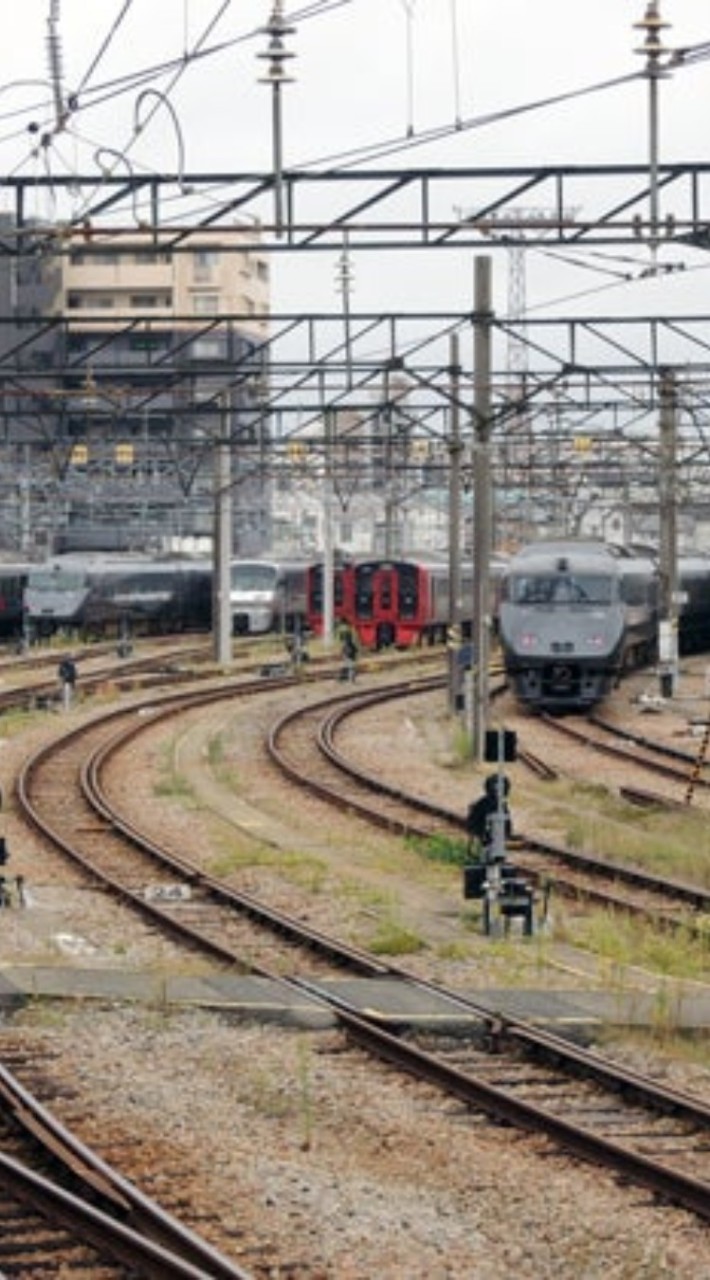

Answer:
[634,1,670,270]
[212,392,232,666]
[322,405,335,646]
[335,232,354,390]
[658,367,678,695]
[472,256,493,760]
[258,1,295,238]
[447,332,463,713]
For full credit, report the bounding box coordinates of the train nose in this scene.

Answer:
[549,663,574,692]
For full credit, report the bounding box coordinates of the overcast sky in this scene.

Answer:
[2,2,709,320]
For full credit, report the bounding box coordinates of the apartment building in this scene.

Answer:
[0,220,271,556]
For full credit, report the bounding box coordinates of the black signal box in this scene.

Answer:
[484,729,517,763]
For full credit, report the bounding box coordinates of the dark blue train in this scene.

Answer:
[0,562,32,638]
[23,554,212,638]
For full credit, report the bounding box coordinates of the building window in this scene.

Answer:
[193,250,219,282]
[133,251,171,265]
[67,293,115,309]
[337,519,353,544]
[193,293,220,315]
[69,250,117,266]
[129,293,172,308]
[129,332,171,352]
[191,336,223,360]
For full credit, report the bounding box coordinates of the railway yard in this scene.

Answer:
[0,641,710,1276]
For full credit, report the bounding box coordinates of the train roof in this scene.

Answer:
[352,555,448,568]
[28,553,211,577]
[231,557,310,569]
[506,539,656,572]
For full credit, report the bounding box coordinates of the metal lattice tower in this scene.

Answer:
[502,207,562,386]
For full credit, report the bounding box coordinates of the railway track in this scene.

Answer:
[539,710,710,802]
[267,675,459,840]
[271,680,710,936]
[0,1043,252,1277]
[19,676,390,980]
[10,671,710,1226]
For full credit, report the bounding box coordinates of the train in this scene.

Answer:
[22,547,508,652]
[0,562,32,638]
[499,538,710,713]
[26,553,314,641]
[305,560,356,642]
[348,558,453,649]
[230,559,310,635]
[306,555,508,650]
[23,553,213,638]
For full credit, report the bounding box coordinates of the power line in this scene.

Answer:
[74,0,136,97]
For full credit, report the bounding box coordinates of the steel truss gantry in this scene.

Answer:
[2,163,710,555]
[2,162,710,252]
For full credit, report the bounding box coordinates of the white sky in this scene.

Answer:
[2,1,709,321]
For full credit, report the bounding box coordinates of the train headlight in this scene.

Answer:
[585,634,605,649]
[518,631,539,650]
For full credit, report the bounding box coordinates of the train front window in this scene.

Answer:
[355,566,375,618]
[231,564,276,591]
[512,574,613,605]
[397,565,418,618]
[27,570,86,593]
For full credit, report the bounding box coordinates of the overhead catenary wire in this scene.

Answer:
[399,0,417,137]
[450,0,462,128]
[293,68,649,171]
[0,0,709,341]
[2,7,708,198]
[1,0,355,196]
[73,0,136,97]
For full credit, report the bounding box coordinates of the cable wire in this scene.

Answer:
[74,0,136,96]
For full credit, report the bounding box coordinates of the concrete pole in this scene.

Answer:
[212,395,233,666]
[658,367,678,693]
[472,257,493,761]
[322,407,335,646]
[634,1,670,271]
[448,333,463,714]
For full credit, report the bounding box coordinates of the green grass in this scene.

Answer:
[154,740,195,802]
[557,908,710,983]
[410,833,470,867]
[515,771,710,890]
[153,774,194,800]
[208,841,328,892]
[362,919,427,956]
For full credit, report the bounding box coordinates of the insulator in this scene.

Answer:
[258,1,296,84]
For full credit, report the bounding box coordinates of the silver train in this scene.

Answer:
[230,558,309,635]
[498,538,705,713]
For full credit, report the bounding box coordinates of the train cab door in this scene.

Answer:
[371,564,398,648]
